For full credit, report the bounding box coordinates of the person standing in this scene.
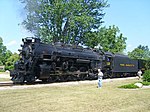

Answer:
[137,70,142,81]
[98,69,103,88]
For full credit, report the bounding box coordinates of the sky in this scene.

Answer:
[0,0,150,53]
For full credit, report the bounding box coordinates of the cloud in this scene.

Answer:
[6,40,17,46]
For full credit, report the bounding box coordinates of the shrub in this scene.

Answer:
[141,81,150,86]
[119,83,139,89]
[145,59,150,70]
[0,69,5,72]
[142,70,150,82]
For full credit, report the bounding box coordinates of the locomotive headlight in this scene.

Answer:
[32,39,35,43]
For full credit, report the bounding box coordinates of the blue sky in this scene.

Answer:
[0,0,150,53]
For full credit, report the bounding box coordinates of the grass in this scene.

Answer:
[0,72,8,74]
[0,72,10,82]
[141,81,150,86]
[118,83,139,89]
[0,78,10,82]
[0,79,150,112]
[118,81,150,89]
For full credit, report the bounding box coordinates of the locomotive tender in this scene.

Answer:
[10,37,102,84]
[10,37,145,84]
[101,52,144,78]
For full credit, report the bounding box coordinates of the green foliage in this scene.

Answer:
[0,37,7,65]
[128,45,150,60]
[145,58,150,70]
[128,48,144,59]
[142,70,150,82]
[20,0,108,44]
[98,25,127,53]
[20,0,127,53]
[128,45,150,70]
[0,70,5,72]
[0,37,20,70]
[5,53,19,70]
[141,81,150,86]
[83,31,99,48]
[85,25,127,53]
[119,83,139,89]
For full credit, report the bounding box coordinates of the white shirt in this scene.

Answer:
[98,71,103,79]
[137,70,142,76]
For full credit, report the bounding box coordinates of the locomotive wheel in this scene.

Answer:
[51,76,59,82]
[108,73,113,78]
[56,76,62,82]
[63,75,69,81]
[72,75,77,81]
[103,72,107,79]
[62,62,68,70]
[51,62,56,71]
[47,76,54,83]
[13,73,25,85]
[41,79,48,83]
[66,75,73,81]
[70,66,77,72]
[103,71,113,78]
[80,67,87,72]
[61,75,67,82]
[80,74,88,80]
[26,75,35,84]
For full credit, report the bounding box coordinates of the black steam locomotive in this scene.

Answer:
[10,37,102,84]
[10,37,145,84]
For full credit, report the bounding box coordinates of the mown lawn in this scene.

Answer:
[0,79,149,112]
[0,78,10,82]
[0,73,10,82]
[0,74,10,82]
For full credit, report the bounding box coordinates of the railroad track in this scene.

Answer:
[0,77,138,91]
[0,81,39,87]
[0,80,59,88]
[0,82,14,87]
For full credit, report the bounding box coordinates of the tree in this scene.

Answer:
[0,37,7,65]
[20,0,108,44]
[128,45,150,70]
[4,50,12,63]
[5,53,19,70]
[0,37,19,70]
[145,58,150,70]
[85,25,127,53]
[128,45,150,60]
[83,31,99,48]
[137,45,150,60]
[99,25,127,53]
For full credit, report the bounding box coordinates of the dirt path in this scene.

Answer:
[0,77,143,91]
[0,73,10,78]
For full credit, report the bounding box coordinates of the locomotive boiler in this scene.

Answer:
[10,37,102,84]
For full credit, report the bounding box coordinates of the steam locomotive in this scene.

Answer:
[10,37,102,84]
[10,37,145,84]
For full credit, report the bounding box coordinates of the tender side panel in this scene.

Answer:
[113,55,138,73]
